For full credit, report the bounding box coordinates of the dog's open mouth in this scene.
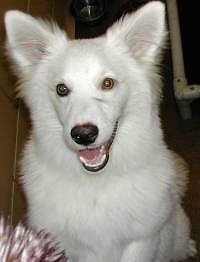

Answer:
[78,122,118,172]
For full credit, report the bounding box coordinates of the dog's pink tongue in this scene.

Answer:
[79,148,101,161]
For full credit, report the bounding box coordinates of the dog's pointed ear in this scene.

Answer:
[106,1,166,61]
[5,11,67,69]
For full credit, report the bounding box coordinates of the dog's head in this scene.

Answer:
[5,2,166,173]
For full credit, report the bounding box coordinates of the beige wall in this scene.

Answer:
[0,0,74,225]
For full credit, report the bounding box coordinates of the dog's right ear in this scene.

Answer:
[5,11,67,70]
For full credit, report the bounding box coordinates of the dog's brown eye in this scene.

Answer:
[56,83,70,96]
[102,78,115,90]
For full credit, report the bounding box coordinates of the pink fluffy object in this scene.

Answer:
[0,217,67,261]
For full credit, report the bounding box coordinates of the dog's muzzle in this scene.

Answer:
[71,122,118,172]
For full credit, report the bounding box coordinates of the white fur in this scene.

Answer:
[5,2,196,261]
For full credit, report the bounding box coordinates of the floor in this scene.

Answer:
[73,1,200,261]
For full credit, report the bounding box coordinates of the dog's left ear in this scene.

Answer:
[106,1,166,61]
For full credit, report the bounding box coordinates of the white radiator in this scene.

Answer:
[166,0,200,119]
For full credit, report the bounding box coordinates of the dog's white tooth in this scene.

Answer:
[95,153,106,166]
[100,146,105,153]
[99,153,106,165]
[80,156,88,166]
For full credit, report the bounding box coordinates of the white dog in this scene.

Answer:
[5,2,196,261]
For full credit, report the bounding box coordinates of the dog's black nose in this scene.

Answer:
[71,123,99,146]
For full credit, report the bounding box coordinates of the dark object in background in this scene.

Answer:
[74,0,151,38]
[114,0,150,20]
[177,0,200,85]
[71,0,106,23]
